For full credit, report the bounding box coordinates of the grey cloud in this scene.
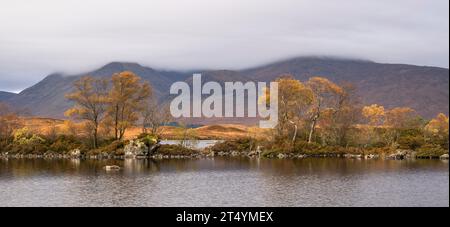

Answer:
[0,0,448,92]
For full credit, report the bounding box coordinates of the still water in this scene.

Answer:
[0,157,448,207]
[159,140,222,150]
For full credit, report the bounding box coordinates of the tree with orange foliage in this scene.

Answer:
[108,71,152,140]
[362,104,385,126]
[319,83,361,146]
[425,113,449,135]
[385,107,421,129]
[383,107,423,145]
[306,77,343,143]
[65,76,109,148]
[259,75,313,143]
[0,102,22,144]
[425,113,449,149]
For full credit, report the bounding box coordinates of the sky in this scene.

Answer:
[0,0,448,93]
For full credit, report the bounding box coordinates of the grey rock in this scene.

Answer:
[68,148,81,158]
[104,165,120,171]
[277,153,286,159]
[124,140,148,158]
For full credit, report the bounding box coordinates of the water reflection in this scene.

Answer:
[0,158,448,207]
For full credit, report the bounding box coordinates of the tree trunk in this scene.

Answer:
[114,105,119,140]
[93,123,98,149]
[289,120,297,144]
[308,115,318,144]
[119,128,125,141]
[308,100,321,144]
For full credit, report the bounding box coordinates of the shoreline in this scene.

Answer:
[1,150,448,160]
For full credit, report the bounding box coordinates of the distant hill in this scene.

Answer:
[0,91,17,102]
[243,57,449,118]
[1,57,448,121]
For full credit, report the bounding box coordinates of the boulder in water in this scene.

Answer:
[124,140,148,158]
[104,165,120,171]
[69,149,81,158]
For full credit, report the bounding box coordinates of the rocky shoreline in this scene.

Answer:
[1,148,448,160]
[1,137,448,161]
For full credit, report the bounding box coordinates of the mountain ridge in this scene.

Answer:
[1,57,448,121]
[0,91,17,102]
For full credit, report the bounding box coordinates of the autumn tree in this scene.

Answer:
[259,75,313,144]
[319,83,361,146]
[425,113,449,148]
[0,102,22,144]
[65,76,109,148]
[361,104,386,146]
[384,107,422,146]
[426,113,449,135]
[362,104,385,126]
[276,76,314,143]
[306,77,343,143]
[108,71,152,140]
[141,98,172,136]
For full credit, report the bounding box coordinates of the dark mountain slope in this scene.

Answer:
[0,91,17,102]
[243,57,449,118]
[8,63,186,117]
[2,57,448,120]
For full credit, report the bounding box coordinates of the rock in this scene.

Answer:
[294,154,306,159]
[231,151,240,156]
[68,148,81,158]
[387,149,416,160]
[387,153,399,160]
[344,154,362,159]
[364,154,379,159]
[387,150,408,160]
[104,165,120,171]
[247,150,257,157]
[44,150,58,158]
[151,154,163,159]
[247,147,263,157]
[440,154,449,159]
[206,151,214,157]
[277,153,286,159]
[124,140,148,158]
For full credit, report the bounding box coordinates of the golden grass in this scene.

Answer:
[19,117,270,140]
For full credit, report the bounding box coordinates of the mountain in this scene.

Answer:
[6,63,188,118]
[2,57,448,121]
[0,91,17,102]
[243,57,449,118]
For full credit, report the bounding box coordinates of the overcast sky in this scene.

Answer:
[0,0,448,93]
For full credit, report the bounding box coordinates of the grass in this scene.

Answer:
[20,117,269,140]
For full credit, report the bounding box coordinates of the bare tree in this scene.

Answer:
[141,98,172,136]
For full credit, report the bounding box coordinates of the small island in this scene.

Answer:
[1,72,448,162]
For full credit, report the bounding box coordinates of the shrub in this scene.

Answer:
[138,133,158,147]
[416,144,448,159]
[398,135,424,150]
[261,150,279,158]
[92,140,127,155]
[211,138,254,152]
[293,141,321,153]
[48,135,83,153]
[156,144,197,156]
